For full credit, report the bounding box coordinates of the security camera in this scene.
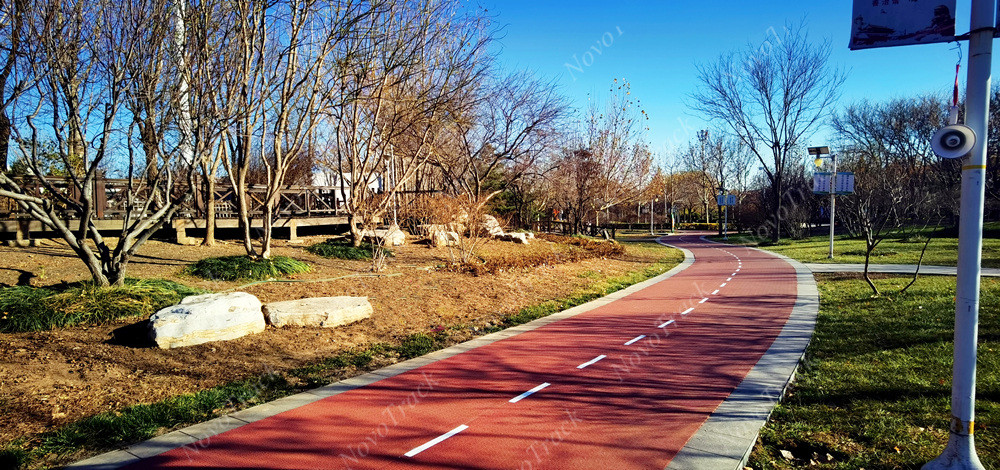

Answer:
[932,125,976,159]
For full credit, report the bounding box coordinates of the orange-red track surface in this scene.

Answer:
[129,234,798,470]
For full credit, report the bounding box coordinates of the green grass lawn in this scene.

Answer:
[716,225,1000,268]
[750,275,999,469]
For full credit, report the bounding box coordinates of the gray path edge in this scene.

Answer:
[67,240,697,470]
[805,262,1000,277]
[665,237,820,470]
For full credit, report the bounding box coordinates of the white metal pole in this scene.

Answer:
[924,1,991,468]
[649,199,654,235]
[828,155,836,259]
[723,197,729,240]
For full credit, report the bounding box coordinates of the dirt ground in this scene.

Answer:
[0,234,674,448]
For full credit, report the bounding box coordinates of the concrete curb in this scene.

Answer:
[665,237,819,470]
[805,262,1000,277]
[67,241,696,470]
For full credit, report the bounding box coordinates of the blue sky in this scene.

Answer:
[480,0,988,155]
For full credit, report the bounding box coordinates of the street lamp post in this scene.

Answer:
[717,186,729,240]
[649,198,657,235]
[810,146,835,259]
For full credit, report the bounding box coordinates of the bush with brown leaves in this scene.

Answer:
[450,234,626,276]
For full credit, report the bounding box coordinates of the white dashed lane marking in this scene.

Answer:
[659,319,675,328]
[577,355,606,369]
[404,425,469,457]
[624,335,646,346]
[510,383,551,403]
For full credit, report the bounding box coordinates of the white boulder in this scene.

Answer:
[362,224,406,246]
[264,296,373,328]
[481,215,505,237]
[504,232,530,244]
[431,231,461,247]
[149,292,265,349]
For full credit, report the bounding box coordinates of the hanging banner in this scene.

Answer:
[849,0,956,50]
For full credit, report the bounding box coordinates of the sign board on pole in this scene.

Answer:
[849,0,956,50]
[835,172,855,194]
[813,172,831,194]
[716,194,736,206]
[813,172,856,195]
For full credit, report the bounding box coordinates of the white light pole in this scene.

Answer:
[717,186,729,240]
[810,146,835,259]
[649,198,655,235]
[925,1,991,468]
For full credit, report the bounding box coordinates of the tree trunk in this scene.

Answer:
[772,180,782,243]
[236,171,256,257]
[863,243,880,295]
[260,197,274,259]
[901,228,936,294]
[348,213,363,247]
[0,112,10,172]
[202,175,216,246]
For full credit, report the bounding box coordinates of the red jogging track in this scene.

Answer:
[126,234,798,470]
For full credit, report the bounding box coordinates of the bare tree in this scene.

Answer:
[682,131,717,224]
[183,0,237,246]
[218,0,350,259]
[0,0,31,172]
[0,0,194,286]
[585,79,653,226]
[691,23,845,242]
[320,0,490,246]
[834,96,953,294]
[550,147,600,234]
[431,71,566,203]
[683,131,754,234]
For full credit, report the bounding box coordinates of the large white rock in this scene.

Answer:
[504,232,530,244]
[149,292,265,349]
[264,296,373,328]
[481,215,505,237]
[362,224,406,246]
[431,231,461,247]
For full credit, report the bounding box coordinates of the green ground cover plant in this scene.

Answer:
[185,255,311,281]
[750,275,999,469]
[0,279,205,333]
[305,238,394,260]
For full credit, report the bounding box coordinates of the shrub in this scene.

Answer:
[536,233,626,257]
[186,255,311,281]
[0,279,205,333]
[305,238,393,260]
[677,222,718,231]
[448,234,627,275]
[394,333,442,359]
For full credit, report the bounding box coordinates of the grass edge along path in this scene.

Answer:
[748,274,999,469]
[0,245,683,470]
[708,224,1000,268]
